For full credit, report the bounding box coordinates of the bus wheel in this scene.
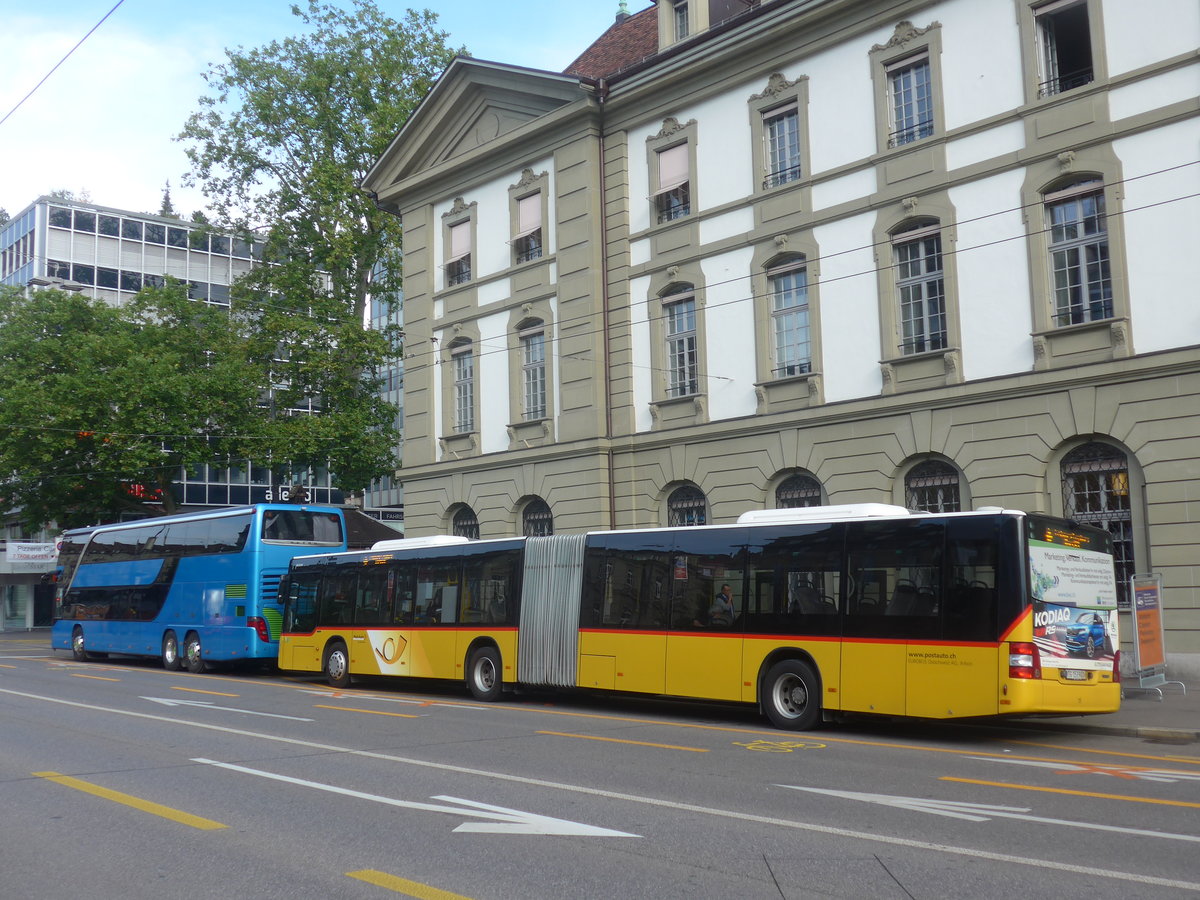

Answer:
[184,633,206,674]
[324,642,351,689]
[161,631,182,671]
[466,646,502,702]
[71,627,88,662]
[762,659,821,731]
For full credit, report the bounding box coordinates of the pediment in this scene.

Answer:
[367,57,586,192]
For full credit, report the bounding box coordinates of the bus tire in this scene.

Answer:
[161,631,182,671]
[184,633,206,674]
[71,627,88,662]
[762,659,821,731]
[466,646,502,702]
[324,641,351,689]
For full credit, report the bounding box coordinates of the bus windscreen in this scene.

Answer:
[262,510,344,546]
[1027,514,1118,670]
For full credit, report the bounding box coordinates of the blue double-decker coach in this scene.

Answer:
[51,504,347,672]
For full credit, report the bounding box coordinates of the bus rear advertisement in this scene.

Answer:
[51,504,347,671]
[276,506,1121,730]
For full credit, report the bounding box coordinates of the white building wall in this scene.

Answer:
[692,90,755,210]
[814,213,881,402]
[1104,0,1200,75]
[805,44,875,174]
[1114,118,1200,355]
[933,0,1025,130]
[701,247,758,421]
[478,309,511,454]
[630,273,654,433]
[950,170,1037,381]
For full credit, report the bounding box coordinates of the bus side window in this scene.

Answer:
[744,523,842,636]
[845,520,942,639]
[391,568,415,626]
[944,518,1001,642]
[357,566,391,626]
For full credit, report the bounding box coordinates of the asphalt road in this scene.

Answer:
[2,641,1198,899]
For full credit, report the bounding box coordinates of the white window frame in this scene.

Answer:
[451,342,475,433]
[893,223,947,354]
[1044,179,1111,327]
[520,326,547,421]
[762,102,802,189]
[664,293,698,398]
[767,261,811,377]
[887,53,934,147]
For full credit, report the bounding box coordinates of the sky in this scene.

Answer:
[0,0,637,219]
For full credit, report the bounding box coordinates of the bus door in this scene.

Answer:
[841,519,943,716]
[578,536,671,695]
[411,560,462,680]
[906,517,1006,718]
[280,568,324,671]
[664,529,747,702]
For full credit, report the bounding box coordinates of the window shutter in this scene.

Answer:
[448,221,470,262]
[656,144,690,194]
[516,194,541,238]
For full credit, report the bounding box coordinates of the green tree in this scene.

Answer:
[179,1,458,492]
[0,285,266,528]
[0,208,9,227]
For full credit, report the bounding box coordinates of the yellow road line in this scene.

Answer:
[940,776,1200,808]
[0,663,16,668]
[1003,739,1200,766]
[346,870,471,899]
[537,730,708,752]
[70,673,120,682]
[33,771,227,829]
[172,686,239,697]
[314,704,421,719]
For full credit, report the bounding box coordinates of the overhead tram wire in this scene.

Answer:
[399,168,1200,370]
[0,1,127,130]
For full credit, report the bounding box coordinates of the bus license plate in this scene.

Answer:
[1062,669,1088,681]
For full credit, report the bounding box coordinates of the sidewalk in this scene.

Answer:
[1,628,1194,740]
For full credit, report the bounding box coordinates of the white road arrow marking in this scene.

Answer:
[193,758,637,837]
[140,697,313,721]
[963,756,1200,784]
[780,785,1200,843]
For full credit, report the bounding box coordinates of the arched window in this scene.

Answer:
[891,218,946,355]
[450,339,475,433]
[518,319,547,421]
[522,498,554,537]
[766,256,810,377]
[667,485,707,527]
[776,474,821,508]
[1044,177,1111,327]
[661,284,698,398]
[452,505,480,540]
[905,460,961,512]
[1061,441,1133,607]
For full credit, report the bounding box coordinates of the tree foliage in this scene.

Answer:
[177,0,460,502]
[0,285,265,528]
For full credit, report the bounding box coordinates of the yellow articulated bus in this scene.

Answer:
[277,505,1120,729]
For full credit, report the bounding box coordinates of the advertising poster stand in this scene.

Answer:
[1125,573,1186,700]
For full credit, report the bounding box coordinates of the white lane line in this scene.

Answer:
[2,686,1197,894]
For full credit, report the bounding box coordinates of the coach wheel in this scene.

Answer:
[466,646,502,702]
[324,641,351,689]
[161,631,182,671]
[184,633,206,674]
[762,659,821,731]
[72,627,88,662]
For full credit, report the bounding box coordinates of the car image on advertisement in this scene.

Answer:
[1063,611,1108,658]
